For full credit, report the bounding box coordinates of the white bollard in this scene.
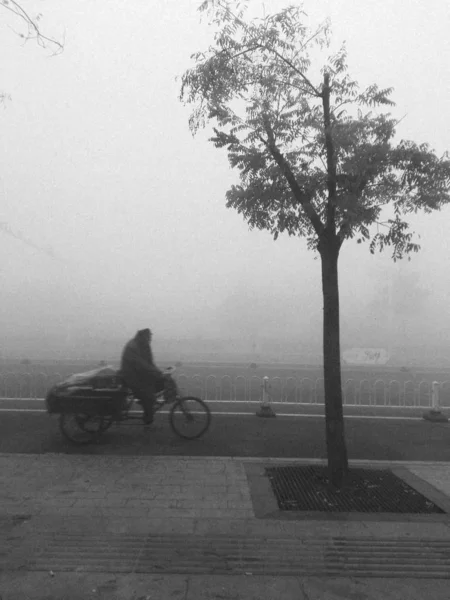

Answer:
[256,376,276,418]
[422,381,448,422]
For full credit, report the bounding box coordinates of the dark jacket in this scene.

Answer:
[120,331,163,391]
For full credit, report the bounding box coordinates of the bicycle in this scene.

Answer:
[47,367,211,445]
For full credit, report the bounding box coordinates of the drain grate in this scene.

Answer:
[266,466,446,513]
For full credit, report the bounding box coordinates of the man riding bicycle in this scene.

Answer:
[120,328,168,425]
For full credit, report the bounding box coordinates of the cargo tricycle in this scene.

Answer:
[45,366,211,445]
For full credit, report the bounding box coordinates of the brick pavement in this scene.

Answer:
[2,453,450,599]
[1,454,450,534]
[0,454,254,522]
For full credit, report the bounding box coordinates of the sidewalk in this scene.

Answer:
[1,453,450,599]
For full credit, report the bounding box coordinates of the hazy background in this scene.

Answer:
[1,0,449,362]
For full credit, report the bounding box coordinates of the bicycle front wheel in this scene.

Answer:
[169,396,211,439]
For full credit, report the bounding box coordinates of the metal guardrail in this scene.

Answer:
[177,374,448,408]
[1,371,449,408]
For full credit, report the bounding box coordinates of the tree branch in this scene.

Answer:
[203,1,321,97]
[262,114,324,236]
[266,76,319,96]
[300,24,329,52]
[221,44,263,60]
[262,46,322,97]
[1,0,63,52]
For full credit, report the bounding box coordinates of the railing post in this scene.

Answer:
[256,376,276,418]
[422,381,448,422]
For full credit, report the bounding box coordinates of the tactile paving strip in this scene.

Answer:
[11,532,450,578]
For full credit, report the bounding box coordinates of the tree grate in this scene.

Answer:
[265,466,445,513]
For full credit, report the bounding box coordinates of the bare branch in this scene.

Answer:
[1,0,63,53]
[393,113,408,127]
[0,221,63,261]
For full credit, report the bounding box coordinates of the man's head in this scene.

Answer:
[137,328,152,343]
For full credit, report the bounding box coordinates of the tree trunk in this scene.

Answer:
[320,238,348,488]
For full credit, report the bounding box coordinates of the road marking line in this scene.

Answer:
[0,408,45,413]
[0,398,44,402]
[209,412,422,420]
[0,399,430,412]
[0,407,424,420]
[0,398,429,410]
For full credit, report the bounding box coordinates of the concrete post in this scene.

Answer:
[422,381,448,422]
[256,376,276,418]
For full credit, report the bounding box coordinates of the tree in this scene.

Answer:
[179,1,450,486]
[1,0,63,52]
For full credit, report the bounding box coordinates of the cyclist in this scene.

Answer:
[119,328,165,425]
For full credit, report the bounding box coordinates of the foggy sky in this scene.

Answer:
[1,0,449,357]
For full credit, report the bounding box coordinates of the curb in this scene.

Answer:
[1,453,450,468]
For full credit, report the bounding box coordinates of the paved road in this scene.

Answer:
[0,405,449,460]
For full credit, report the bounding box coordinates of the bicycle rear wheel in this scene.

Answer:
[169,396,211,439]
[59,413,106,445]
